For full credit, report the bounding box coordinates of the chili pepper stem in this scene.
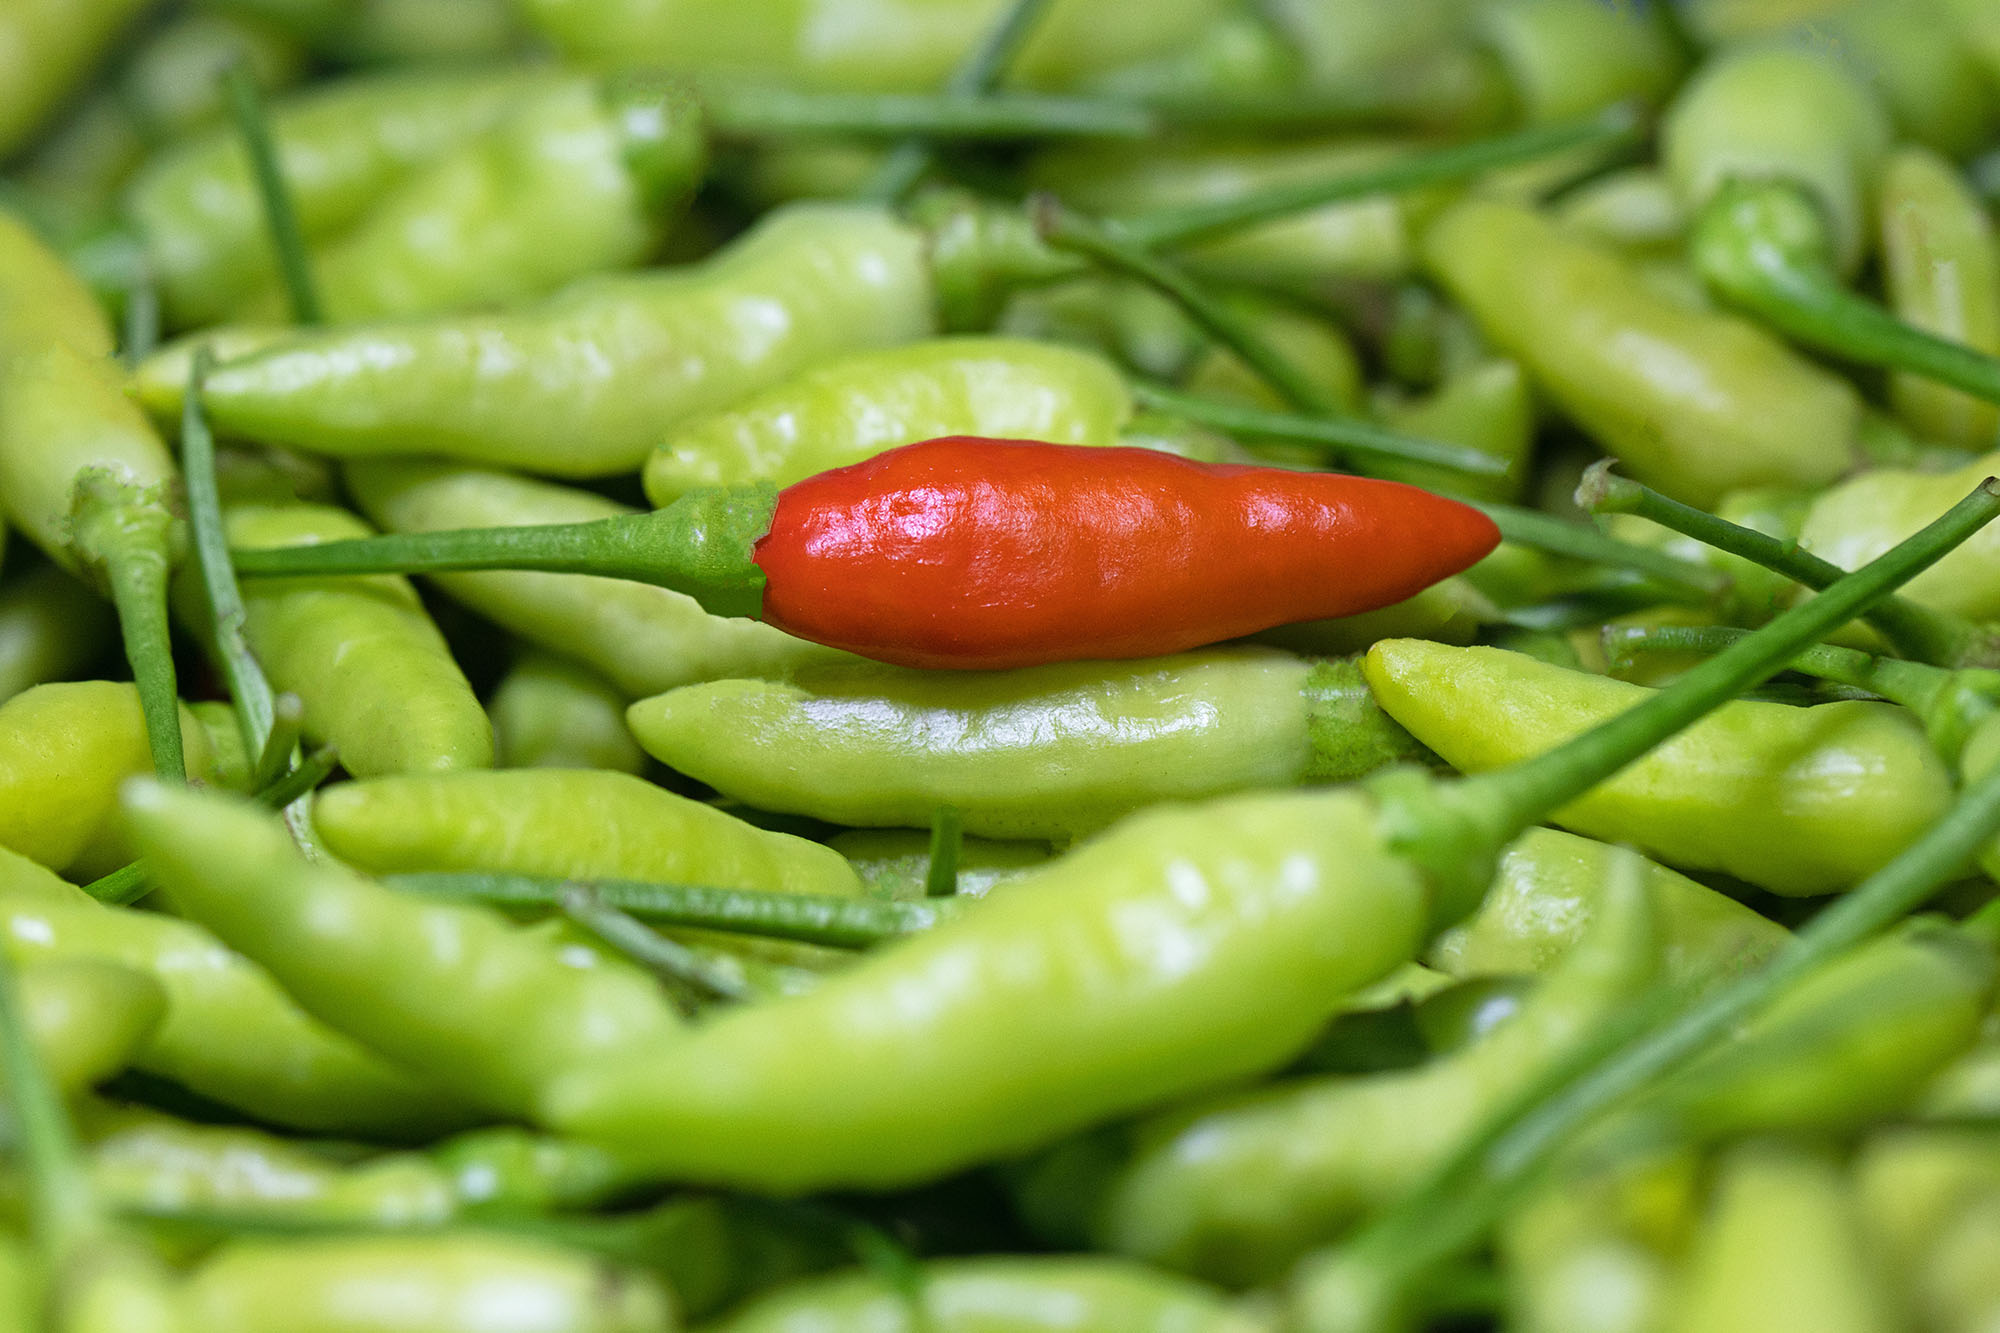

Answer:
[559,886,753,1010]
[1579,458,1999,667]
[702,88,1154,141]
[1695,179,2000,407]
[222,61,321,326]
[1377,479,2000,925]
[230,484,780,620]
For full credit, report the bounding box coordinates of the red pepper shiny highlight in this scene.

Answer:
[752,437,1502,670]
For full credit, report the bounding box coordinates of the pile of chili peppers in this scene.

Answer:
[7,1,2000,1330]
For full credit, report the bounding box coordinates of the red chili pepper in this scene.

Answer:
[754,437,1500,669]
[233,437,1499,670]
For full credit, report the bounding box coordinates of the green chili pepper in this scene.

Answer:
[0,562,117,704]
[1363,639,1955,895]
[828,829,1052,901]
[1256,0,1512,133]
[491,653,646,775]
[1180,294,1364,416]
[0,843,463,1137]
[183,1232,673,1333]
[1499,1152,1688,1333]
[643,335,1131,504]
[1880,146,2000,449]
[0,682,227,879]
[1369,357,1535,502]
[1430,826,1788,984]
[1854,1125,2000,1332]
[234,75,708,324]
[123,784,683,1119]
[1554,166,1687,258]
[179,203,935,477]
[10,959,163,1098]
[704,1255,1260,1333]
[1422,196,1860,506]
[1799,0,1996,156]
[0,0,151,159]
[0,212,121,361]
[1472,0,1685,126]
[343,458,852,696]
[1668,1144,1897,1333]
[1796,450,2000,619]
[626,649,1427,840]
[213,502,492,777]
[1038,866,1656,1286]
[122,66,559,329]
[995,274,1205,379]
[311,768,865,897]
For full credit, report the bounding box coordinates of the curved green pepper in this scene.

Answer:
[704,1255,1261,1333]
[0,0,150,159]
[312,768,865,898]
[11,959,163,1097]
[1473,0,1685,126]
[122,66,558,328]
[0,563,117,705]
[0,211,118,360]
[626,649,1426,840]
[1181,294,1364,416]
[125,782,683,1119]
[1363,639,1953,895]
[1669,1144,1898,1333]
[1796,450,2000,619]
[644,335,1130,503]
[491,653,647,775]
[1258,0,1512,133]
[0,682,223,879]
[1880,146,2000,449]
[1423,196,1859,506]
[236,75,707,323]
[1049,868,1656,1285]
[343,457,851,696]
[183,203,935,477]
[183,1233,673,1333]
[1369,357,1535,503]
[996,274,1204,380]
[0,844,461,1136]
[218,503,492,777]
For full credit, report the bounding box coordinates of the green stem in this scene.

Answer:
[102,547,185,783]
[559,886,753,1007]
[251,694,305,792]
[1580,459,1992,667]
[1131,381,1510,477]
[390,872,957,949]
[1695,180,2000,407]
[703,88,1152,141]
[1117,106,1642,250]
[1600,623,1947,711]
[924,804,964,898]
[1297,741,2000,1330]
[859,0,1056,204]
[1035,196,1338,412]
[222,63,321,326]
[0,950,95,1258]
[1474,502,1728,605]
[1448,480,2000,847]
[230,485,777,621]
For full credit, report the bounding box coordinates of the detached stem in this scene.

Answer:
[703,89,1152,141]
[222,63,321,326]
[925,804,964,898]
[560,886,754,1006]
[1600,623,1950,712]
[102,547,184,783]
[859,0,1056,204]
[1473,502,1729,605]
[1580,461,1991,666]
[1132,381,1510,478]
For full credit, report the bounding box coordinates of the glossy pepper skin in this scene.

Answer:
[1363,640,1953,896]
[346,459,852,696]
[1879,146,2000,449]
[704,1256,1262,1333]
[0,0,150,157]
[643,336,1132,504]
[220,503,493,777]
[752,437,1501,671]
[183,1233,674,1333]
[237,75,708,323]
[312,768,865,898]
[0,844,460,1136]
[122,66,557,328]
[125,782,682,1120]
[1035,871,1656,1286]
[626,648,1427,840]
[1796,449,2000,620]
[187,203,935,478]
[1423,196,1859,506]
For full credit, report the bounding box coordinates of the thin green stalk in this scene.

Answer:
[1600,623,1951,710]
[222,63,321,325]
[859,0,1056,203]
[703,89,1152,141]
[251,693,305,792]
[1450,481,2000,842]
[925,804,964,898]
[560,886,754,1005]
[391,872,957,948]
[1132,381,1510,477]
[1035,196,1338,412]
[1296,747,2000,1330]
[1580,460,1992,667]
[1116,106,1642,250]
[1475,502,1728,605]
[0,949,94,1257]
[102,548,185,783]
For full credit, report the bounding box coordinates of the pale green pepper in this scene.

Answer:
[1423,196,1860,505]
[0,0,150,159]
[1880,146,2000,449]
[343,457,851,696]
[1796,449,2000,619]
[0,563,117,705]
[1181,294,1364,416]
[625,649,1427,840]
[1363,639,1954,895]
[491,653,647,775]
[312,768,865,898]
[643,336,1130,504]
[10,959,163,1098]
[1369,357,1535,502]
